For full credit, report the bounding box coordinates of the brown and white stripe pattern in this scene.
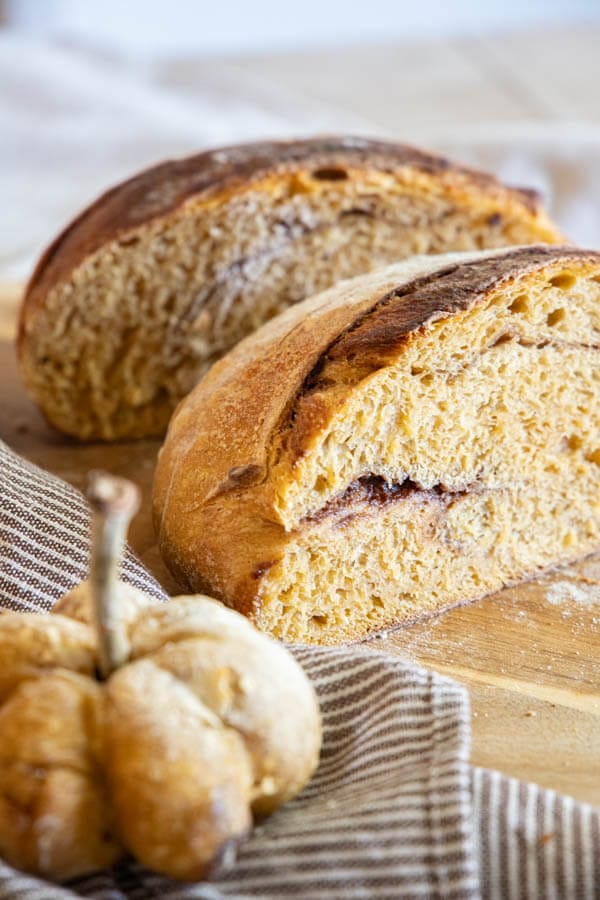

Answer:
[0,439,597,900]
[0,441,164,609]
[472,768,600,900]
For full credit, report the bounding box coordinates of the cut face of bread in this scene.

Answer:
[153,246,600,645]
[18,137,563,440]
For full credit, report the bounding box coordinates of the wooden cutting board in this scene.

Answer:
[2,284,599,805]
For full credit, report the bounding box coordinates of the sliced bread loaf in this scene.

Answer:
[153,245,600,645]
[18,137,562,440]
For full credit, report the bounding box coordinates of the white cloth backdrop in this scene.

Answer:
[1,32,600,284]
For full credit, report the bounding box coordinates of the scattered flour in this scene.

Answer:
[545,581,600,607]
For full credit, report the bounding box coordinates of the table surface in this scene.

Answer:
[1,283,599,806]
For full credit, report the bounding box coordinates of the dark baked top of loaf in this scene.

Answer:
[311,244,581,371]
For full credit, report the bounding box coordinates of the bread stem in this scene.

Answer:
[87,472,140,678]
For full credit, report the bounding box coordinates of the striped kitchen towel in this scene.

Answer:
[0,438,598,900]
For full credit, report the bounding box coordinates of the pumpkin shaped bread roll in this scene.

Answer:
[0,476,321,882]
[154,245,600,645]
[18,137,562,440]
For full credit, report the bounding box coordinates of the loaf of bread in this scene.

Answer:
[153,245,600,645]
[18,137,562,440]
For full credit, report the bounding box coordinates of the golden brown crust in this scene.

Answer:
[153,245,600,627]
[0,671,120,880]
[103,659,253,881]
[54,579,155,626]
[19,136,553,354]
[0,613,97,703]
[134,597,322,814]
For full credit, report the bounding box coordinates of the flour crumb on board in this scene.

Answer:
[544,581,600,607]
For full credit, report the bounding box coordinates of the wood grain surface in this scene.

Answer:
[1,284,598,805]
